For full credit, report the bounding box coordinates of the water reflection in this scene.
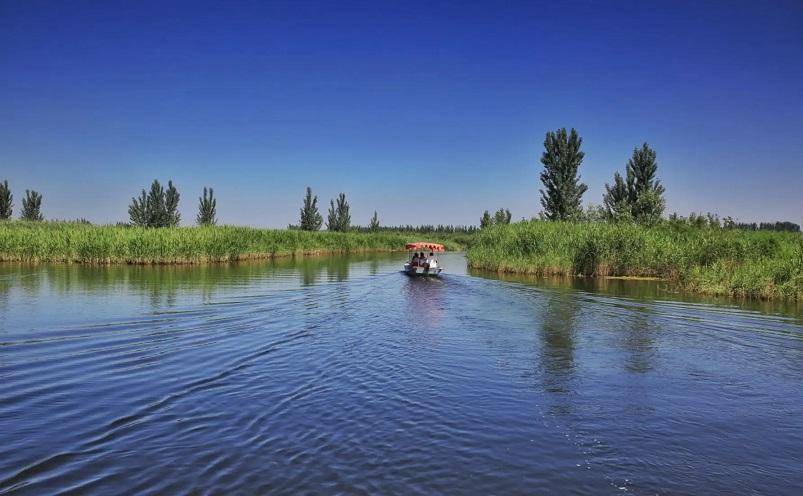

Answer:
[620,312,658,374]
[470,269,802,323]
[538,291,579,394]
[403,276,446,328]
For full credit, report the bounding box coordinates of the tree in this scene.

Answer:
[0,180,12,220]
[128,189,148,226]
[129,179,181,227]
[20,190,43,221]
[539,128,588,220]
[626,143,665,222]
[327,193,351,232]
[369,211,380,232]
[480,210,493,228]
[602,172,632,221]
[299,187,323,231]
[145,180,166,227]
[164,180,180,227]
[494,208,512,225]
[197,187,217,225]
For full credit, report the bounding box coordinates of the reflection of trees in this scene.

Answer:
[620,312,657,374]
[539,292,580,394]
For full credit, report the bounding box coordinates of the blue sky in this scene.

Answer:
[1,0,801,227]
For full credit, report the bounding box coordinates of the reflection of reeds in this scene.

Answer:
[468,221,803,300]
[0,222,464,264]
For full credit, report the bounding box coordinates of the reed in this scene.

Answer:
[467,220,803,300]
[0,221,464,264]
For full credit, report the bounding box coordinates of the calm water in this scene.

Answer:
[1,253,801,495]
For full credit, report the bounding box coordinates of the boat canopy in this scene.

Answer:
[405,242,445,252]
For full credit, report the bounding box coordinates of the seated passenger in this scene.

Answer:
[427,252,437,268]
[411,252,419,267]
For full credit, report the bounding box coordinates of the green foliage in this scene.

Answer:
[369,211,380,232]
[20,190,43,221]
[604,143,665,223]
[326,193,351,232]
[494,208,512,225]
[129,179,181,228]
[165,181,180,227]
[481,209,511,228]
[602,172,632,222]
[467,220,802,300]
[627,143,665,221]
[299,187,323,231]
[480,210,493,228]
[539,128,588,220]
[0,222,464,264]
[0,180,12,220]
[197,187,217,226]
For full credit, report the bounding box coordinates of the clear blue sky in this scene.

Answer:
[1,0,801,227]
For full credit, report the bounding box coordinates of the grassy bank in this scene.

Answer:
[0,222,465,264]
[467,221,803,300]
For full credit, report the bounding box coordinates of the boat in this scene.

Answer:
[403,242,444,277]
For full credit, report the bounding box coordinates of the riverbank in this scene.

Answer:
[467,221,803,300]
[0,222,465,264]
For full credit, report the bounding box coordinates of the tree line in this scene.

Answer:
[1,137,798,233]
[475,127,798,232]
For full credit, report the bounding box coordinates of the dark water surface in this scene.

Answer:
[1,253,801,495]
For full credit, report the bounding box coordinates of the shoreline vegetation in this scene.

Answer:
[2,128,800,301]
[466,221,802,301]
[0,222,466,265]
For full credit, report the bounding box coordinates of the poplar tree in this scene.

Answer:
[20,190,43,221]
[480,210,493,228]
[539,128,588,220]
[128,179,181,227]
[626,143,665,223]
[197,187,217,225]
[299,187,323,231]
[145,180,166,227]
[369,211,380,232]
[602,172,632,221]
[164,180,181,227]
[129,190,148,226]
[494,208,512,225]
[602,143,665,224]
[0,180,12,220]
[326,193,351,232]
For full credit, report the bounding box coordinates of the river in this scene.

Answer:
[1,253,801,495]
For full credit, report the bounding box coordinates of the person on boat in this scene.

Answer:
[426,252,437,269]
[411,252,420,267]
[420,252,427,268]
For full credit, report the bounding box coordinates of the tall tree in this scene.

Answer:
[626,143,665,223]
[336,193,351,232]
[164,180,181,227]
[369,211,380,232]
[129,179,181,227]
[129,189,148,226]
[480,210,493,228]
[145,180,166,227]
[602,172,632,221]
[20,190,43,221]
[299,187,323,231]
[494,208,512,225]
[0,180,12,220]
[197,187,217,225]
[539,128,588,220]
[327,193,351,232]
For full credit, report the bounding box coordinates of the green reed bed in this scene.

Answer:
[0,222,464,264]
[467,220,803,300]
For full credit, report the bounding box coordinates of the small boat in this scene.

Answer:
[403,242,444,277]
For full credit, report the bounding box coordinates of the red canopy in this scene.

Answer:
[405,242,445,252]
